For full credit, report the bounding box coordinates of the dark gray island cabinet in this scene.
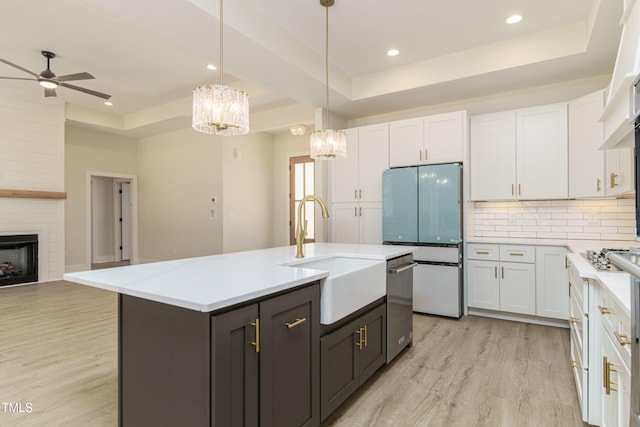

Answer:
[119,282,320,427]
[319,301,386,421]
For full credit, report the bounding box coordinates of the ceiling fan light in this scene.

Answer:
[39,80,58,89]
[192,84,250,136]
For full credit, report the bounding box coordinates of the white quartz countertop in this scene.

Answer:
[466,238,638,254]
[63,243,415,312]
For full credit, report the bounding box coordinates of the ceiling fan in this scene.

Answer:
[0,50,111,100]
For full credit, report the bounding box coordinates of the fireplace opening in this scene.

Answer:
[0,235,38,286]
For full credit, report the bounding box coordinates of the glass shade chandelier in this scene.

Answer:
[192,0,249,136]
[309,0,346,159]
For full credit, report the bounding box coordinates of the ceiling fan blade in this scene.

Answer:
[54,72,95,82]
[44,88,57,97]
[0,76,38,81]
[60,82,111,100]
[0,58,39,78]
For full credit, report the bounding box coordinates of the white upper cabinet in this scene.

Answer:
[470,103,568,201]
[569,90,606,198]
[389,111,465,167]
[516,103,568,200]
[606,147,635,196]
[330,124,389,204]
[389,118,423,167]
[470,111,517,200]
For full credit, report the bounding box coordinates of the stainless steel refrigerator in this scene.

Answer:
[382,163,463,318]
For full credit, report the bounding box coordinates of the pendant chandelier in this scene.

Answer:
[192,0,249,136]
[309,0,347,159]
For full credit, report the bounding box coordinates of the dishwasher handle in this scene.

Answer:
[388,263,418,274]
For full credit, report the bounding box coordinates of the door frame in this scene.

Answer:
[114,179,132,262]
[86,171,139,266]
[289,155,315,245]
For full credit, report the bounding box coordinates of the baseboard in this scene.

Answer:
[65,263,91,273]
[467,308,569,328]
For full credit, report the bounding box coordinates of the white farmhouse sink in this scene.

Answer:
[287,256,386,325]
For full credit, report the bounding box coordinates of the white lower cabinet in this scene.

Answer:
[535,246,569,319]
[467,259,500,311]
[598,279,631,427]
[500,262,536,315]
[467,243,568,320]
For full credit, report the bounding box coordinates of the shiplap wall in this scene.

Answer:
[0,86,65,281]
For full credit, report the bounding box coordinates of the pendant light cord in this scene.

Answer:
[219,0,224,86]
[324,4,329,129]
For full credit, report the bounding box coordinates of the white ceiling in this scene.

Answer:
[0,0,623,136]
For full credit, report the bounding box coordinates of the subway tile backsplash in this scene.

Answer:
[472,199,636,240]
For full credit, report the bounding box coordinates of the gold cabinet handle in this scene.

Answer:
[508,252,524,257]
[354,207,358,217]
[359,189,362,199]
[250,318,260,353]
[518,184,521,196]
[476,251,489,255]
[501,266,504,280]
[355,327,364,350]
[363,325,368,348]
[494,266,497,279]
[424,149,428,161]
[570,360,578,368]
[565,256,569,269]
[598,305,613,315]
[419,149,423,161]
[354,189,358,199]
[614,331,632,346]
[285,317,307,329]
[511,184,514,196]
[604,357,620,394]
[359,207,362,216]
[610,172,618,188]
[597,178,602,192]
[603,356,608,393]
[570,316,580,324]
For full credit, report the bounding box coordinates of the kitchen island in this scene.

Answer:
[64,243,414,427]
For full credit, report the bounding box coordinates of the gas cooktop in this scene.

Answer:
[581,248,628,272]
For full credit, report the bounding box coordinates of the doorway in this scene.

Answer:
[87,171,138,269]
[289,155,315,245]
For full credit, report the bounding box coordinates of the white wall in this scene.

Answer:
[65,125,138,271]
[347,75,611,128]
[222,133,275,253]
[91,176,115,263]
[0,86,65,282]
[137,128,225,261]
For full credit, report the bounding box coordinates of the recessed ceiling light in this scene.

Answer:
[104,101,113,106]
[387,49,400,57]
[506,14,523,24]
[207,64,217,70]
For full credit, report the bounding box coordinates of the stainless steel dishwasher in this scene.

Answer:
[386,253,416,363]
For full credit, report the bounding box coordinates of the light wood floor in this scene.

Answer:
[1,281,585,426]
